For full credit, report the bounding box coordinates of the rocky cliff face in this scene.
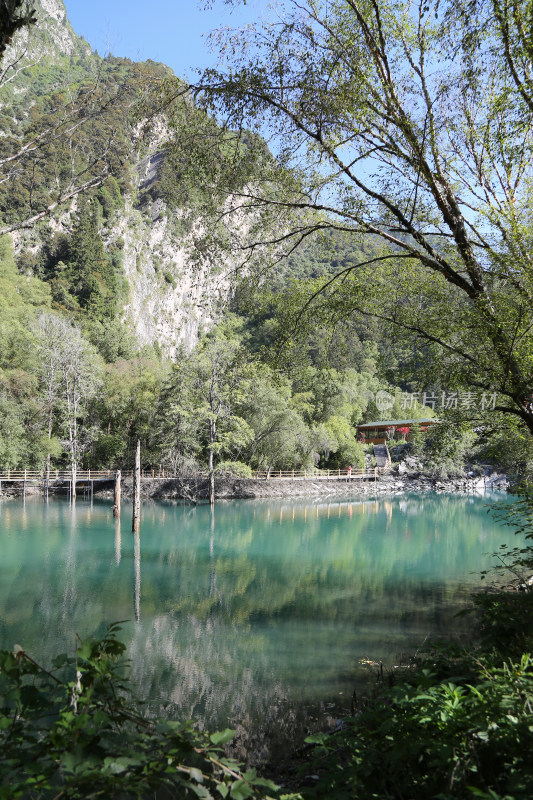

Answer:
[5,0,231,357]
[111,198,230,357]
[6,0,89,62]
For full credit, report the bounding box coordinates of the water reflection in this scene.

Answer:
[0,492,520,732]
[114,518,121,566]
[133,531,141,623]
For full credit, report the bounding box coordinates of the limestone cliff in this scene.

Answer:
[4,0,232,357]
[5,0,89,63]
[109,197,230,357]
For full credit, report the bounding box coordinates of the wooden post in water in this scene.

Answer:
[113,470,121,518]
[132,441,141,533]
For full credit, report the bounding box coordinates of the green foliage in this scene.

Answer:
[84,317,137,363]
[476,419,533,483]
[156,318,384,474]
[0,393,26,468]
[425,420,476,478]
[161,319,256,478]
[216,460,254,478]
[96,176,123,222]
[62,199,121,323]
[316,415,366,468]
[302,654,533,800]
[87,357,167,469]
[0,47,154,229]
[163,269,176,287]
[0,623,288,800]
[409,422,424,456]
[0,235,51,370]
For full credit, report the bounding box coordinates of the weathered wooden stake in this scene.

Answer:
[113,470,121,518]
[132,440,141,533]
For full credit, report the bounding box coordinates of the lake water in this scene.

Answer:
[0,492,520,736]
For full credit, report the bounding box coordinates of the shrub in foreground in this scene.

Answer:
[302,652,533,800]
[0,623,297,800]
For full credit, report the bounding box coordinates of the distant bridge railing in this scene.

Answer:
[250,467,381,480]
[0,466,387,482]
[0,469,172,482]
[0,470,109,482]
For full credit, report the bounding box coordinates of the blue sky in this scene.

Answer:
[64,0,263,78]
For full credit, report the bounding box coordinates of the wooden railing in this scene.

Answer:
[250,467,381,480]
[0,467,385,482]
[0,469,172,481]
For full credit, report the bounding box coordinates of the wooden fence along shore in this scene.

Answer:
[0,466,386,487]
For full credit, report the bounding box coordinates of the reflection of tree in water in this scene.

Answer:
[128,613,276,726]
[126,611,323,765]
[133,530,140,623]
[114,518,121,566]
[126,568,475,716]
[61,501,79,625]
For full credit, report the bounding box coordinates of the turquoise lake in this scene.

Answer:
[0,492,520,734]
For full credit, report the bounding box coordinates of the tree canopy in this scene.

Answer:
[156,0,533,436]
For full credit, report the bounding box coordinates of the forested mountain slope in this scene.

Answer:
[1,0,234,357]
[0,0,411,476]
[2,0,525,482]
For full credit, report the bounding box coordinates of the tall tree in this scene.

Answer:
[159,0,533,436]
[164,322,254,503]
[34,313,66,490]
[35,313,102,497]
[67,199,117,321]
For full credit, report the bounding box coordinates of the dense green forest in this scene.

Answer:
[1,1,533,799]
[1,0,530,487]
[0,44,530,483]
[0,6,447,481]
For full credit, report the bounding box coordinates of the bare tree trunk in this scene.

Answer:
[132,440,140,533]
[113,469,121,518]
[45,413,52,501]
[70,405,77,500]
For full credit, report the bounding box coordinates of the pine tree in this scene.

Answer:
[68,199,117,322]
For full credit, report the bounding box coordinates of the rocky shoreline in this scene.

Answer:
[0,464,510,501]
[114,467,510,503]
